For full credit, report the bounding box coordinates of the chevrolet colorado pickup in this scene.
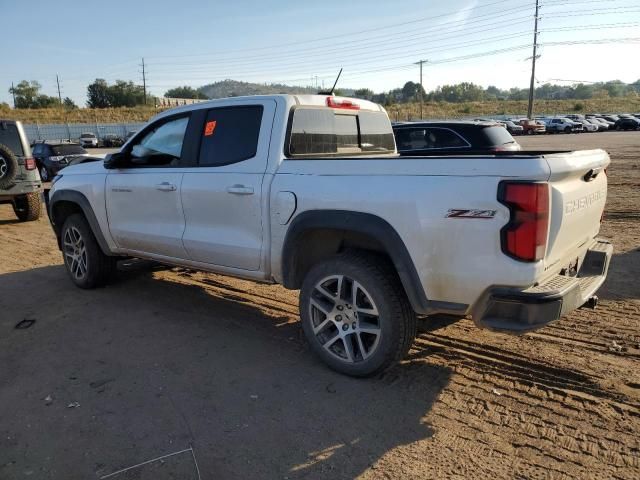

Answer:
[47,94,612,376]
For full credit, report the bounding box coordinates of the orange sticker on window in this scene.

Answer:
[204,120,217,136]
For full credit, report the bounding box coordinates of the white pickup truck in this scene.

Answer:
[47,94,612,376]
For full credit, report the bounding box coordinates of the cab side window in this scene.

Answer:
[198,106,263,167]
[129,116,190,166]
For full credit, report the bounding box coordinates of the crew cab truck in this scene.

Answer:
[47,94,612,377]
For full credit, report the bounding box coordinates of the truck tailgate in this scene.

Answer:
[544,149,610,271]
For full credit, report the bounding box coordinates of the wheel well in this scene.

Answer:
[51,200,84,243]
[284,228,391,290]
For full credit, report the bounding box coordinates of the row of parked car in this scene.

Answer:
[492,113,640,135]
[77,131,136,148]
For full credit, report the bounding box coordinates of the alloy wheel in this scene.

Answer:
[308,274,382,364]
[0,155,7,178]
[63,226,88,280]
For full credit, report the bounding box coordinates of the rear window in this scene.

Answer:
[0,124,24,156]
[481,126,516,146]
[51,144,87,156]
[288,108,394,157]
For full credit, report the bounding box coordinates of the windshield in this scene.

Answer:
[288,108,395,157]
[80,133,96,139]
[51,144,87,156]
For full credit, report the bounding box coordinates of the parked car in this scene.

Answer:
[393,121,521,155]
[544,118,584,134]
[0,120,42,221]
[101,134,124,148]
[79,132,98,148]
[575,119,598,133]
[601,115,619,124]
[614,117,640,131]
[586,118,609,131]
[516,118,546,135]
[592,116,615,129]
[32,141,89,181]
[47,94,612,376]
[497,120,524,136]
[124,131,137,142]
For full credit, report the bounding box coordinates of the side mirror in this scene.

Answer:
[104,151,126,169]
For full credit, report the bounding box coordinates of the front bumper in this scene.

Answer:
[472,238,612,333]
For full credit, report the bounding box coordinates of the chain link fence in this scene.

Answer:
[23,122,146,143]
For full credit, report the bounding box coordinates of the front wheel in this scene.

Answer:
[564,126,572,133]
[12,192,41,221]
[61,213,116,289]
[299,251,416,377]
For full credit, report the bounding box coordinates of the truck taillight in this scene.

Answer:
[326,97,360,110]
[24,157,36,170]
[498,182,549,262]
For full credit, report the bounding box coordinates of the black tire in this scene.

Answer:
[60,213,116,289]
[564,126,571,133]
[0,143,19,189]
[299,250,416,377]
[39,164,50,182]
[12,192,41,221]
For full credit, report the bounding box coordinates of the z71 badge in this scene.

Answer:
[445,209,496,219]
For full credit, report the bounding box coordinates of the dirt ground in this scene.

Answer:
[0,132,638,479]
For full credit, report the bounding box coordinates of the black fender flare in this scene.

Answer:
[48,189,112,255]
[282,210,431,314]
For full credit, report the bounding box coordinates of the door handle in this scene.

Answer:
[226,185,254,195]
[156,182,177,192]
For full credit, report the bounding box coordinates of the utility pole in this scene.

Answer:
[141,57,147,105]
[414,59,428,120]
[11,81,16,108]
[527,0,540,119]
[56,74,62,105]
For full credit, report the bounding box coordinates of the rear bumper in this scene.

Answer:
[472,238,612,333]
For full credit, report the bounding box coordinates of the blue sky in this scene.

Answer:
[1,0,639,106]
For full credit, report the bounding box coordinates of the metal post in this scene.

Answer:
[11,81,16,108]
[527,0,540,119]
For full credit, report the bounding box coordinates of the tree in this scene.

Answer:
[353,88,375,101]
[87,79,146,108]
[8,80,59,108]
[400,81,425,102]
[63,97,78,109]
[87,79,111,108]
[164,86,207,99]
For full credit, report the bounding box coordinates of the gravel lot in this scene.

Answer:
[1,132,638,479]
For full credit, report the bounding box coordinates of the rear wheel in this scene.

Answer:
[0,143,19,189]
[564,126,571,133]
[299,251,416,377]
[61,213,116,289]
[12,192,41,221]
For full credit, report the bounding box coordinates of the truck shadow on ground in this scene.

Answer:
[598,249,640,301]
[0,262,449,479]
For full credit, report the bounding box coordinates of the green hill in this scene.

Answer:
[198,79,354,98]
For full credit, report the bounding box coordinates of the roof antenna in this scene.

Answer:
[319,68,342,95]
